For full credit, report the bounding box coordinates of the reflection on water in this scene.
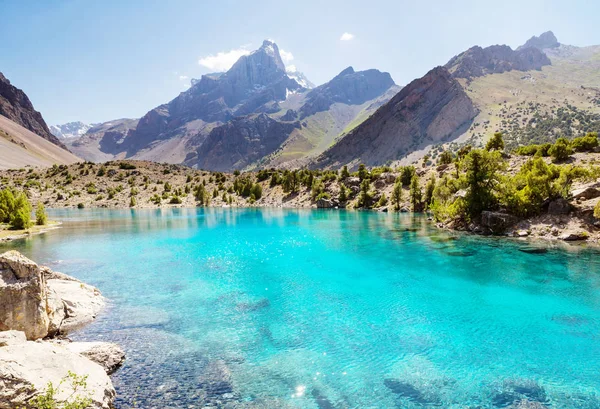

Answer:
[2,208,600,409]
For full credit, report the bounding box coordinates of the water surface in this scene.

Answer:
[3,208,600,408]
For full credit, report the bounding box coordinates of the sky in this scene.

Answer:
[1,0,599,125]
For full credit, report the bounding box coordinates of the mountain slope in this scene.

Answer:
[454,32,600,151]
[0,115,79,169]
[312,67,478,168]
[0,73,66,149]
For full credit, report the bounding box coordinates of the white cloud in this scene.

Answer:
[179,75,189,80]
[280,49,294,63]
[340,32,355,41]
[198,47,251,71]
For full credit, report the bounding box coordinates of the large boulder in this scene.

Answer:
[572,183,600,201]
[0,336,115,409]
[548,198,571,215]
[0,251,104,340]
[316,198,335,208]
[480,211,518,234]
[0,251,49,340]
[47,279,104,334]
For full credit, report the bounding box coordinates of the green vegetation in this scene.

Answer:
[0,188,32,229]
[36,203,47,226]
[409,175,422,212]
[485,132,505,152]
[27,371,92,409]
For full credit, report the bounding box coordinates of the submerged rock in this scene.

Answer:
[316,198,335,208]
[518,247,548,254]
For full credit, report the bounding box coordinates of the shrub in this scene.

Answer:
[0,188,32,229]
[28,371,92,409]
[169,196,182,204]
[595,201,600,219]
[438,151,454,165]
[119,162,137,170]
[548,138,573,162]
[36,203,47,226]
[77,203,85,209]
[485,132,505,151]
[571,132,598,152]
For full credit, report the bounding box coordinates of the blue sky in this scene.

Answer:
[2,0,599,125]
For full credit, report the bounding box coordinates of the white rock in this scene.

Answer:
[66,342,125,374]
[0,340,115,409]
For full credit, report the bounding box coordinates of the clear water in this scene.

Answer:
[3,208,600,409]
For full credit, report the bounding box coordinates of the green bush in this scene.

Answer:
[548,138,573,162]
[36,203,47,226]
[28,371,92,409]
[400,166,416,186]
[571,132,598,152]
[0,188,32,229]
[485,132,505,152]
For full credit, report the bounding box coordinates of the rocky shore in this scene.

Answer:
[0,250,124,409]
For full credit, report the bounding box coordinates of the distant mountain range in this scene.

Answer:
[2,30,599,171]
[67,40,400,169]
[50,121,96,139]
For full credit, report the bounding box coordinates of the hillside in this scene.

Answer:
[0,115,80,169]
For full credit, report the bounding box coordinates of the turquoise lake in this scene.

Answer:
[2,208,600,408]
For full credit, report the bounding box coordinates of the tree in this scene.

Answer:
[595,201,600,219]
[548,137,573,162]
[461,149,504,219]
[439,151,454,165]
[340,165,350,179]
[485,132,505,152]
[357,164,369,181]
[410,175,422,212]
[391,179,403,211]
[400,166,416,186]
[377,193,388,207]
[36,203,47,225]
[129,196,136,208]
[338,183,348,203]
[424,175,436,209]
[357,179,373,208]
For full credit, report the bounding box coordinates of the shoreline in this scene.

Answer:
[35,204,600,250]
[0,221,62,242]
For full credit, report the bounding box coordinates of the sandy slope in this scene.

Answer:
[0,115,80,169]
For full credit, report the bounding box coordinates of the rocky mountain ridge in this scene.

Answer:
[0,72,66,149]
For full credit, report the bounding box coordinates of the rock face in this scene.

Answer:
[0,251,104,340]
[445,45,551,79]
[299,67,395,118]
[192,113,300,171]
[481,211,519,234]
[126,40,305,153]
[313,67,478,168]
[0,335,115,409]
[518,31,560,51]
[0,251,50,340]
[0,72,66,149]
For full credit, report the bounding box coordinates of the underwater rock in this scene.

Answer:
[66,342,125,375]
[518,247,548,254]
[236,298,271,312]
[384,379,433,405]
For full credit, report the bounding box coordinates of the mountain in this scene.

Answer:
[68,119,138,162]
[0,72,66,149]
[0,115,79,169]
[310,31,600,169]
[69,40,399,170]
[517,31,560,51]
[312,67,477,168]
[445,44,550,79]
[50,121,95,139]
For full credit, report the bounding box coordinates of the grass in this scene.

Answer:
[0,220,60,240]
